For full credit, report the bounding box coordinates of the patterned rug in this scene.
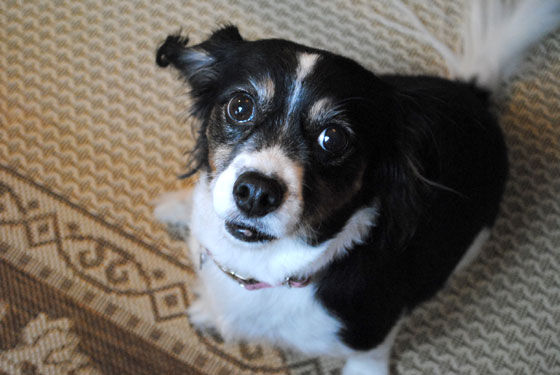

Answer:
[1,1,559,374]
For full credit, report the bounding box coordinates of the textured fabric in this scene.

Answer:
[1,1,559,374]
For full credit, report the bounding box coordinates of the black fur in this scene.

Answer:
[157,26,508,351]
[316,76,508,349]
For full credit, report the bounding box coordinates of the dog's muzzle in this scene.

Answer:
[233,171,286,217]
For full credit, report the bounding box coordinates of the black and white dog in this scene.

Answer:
[154,1,559,373]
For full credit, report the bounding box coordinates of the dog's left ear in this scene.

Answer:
[368,101,428,253]
[156,26,243,94]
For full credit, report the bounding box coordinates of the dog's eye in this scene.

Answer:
[318,126,348,153]
[227,93,255,124]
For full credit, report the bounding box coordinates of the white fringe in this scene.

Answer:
[457,0,560,91]
[392,0,560,92]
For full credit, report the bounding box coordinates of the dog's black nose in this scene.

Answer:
[233,172,285,217]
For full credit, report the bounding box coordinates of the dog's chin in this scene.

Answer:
[225,221,277,243]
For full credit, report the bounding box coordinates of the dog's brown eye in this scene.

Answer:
[227,93,255,123]
[318,126,348,153]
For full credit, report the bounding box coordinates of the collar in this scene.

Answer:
[201,249,311,291]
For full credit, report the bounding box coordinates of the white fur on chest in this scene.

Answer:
[156,174,378,357]
[186,175,351,355]
[190,236,350,356]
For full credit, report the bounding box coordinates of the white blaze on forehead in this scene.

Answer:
[287,53,320,116]
[296,53,319,81]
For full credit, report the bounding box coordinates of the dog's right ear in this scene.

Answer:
[156,26,243,178]
[156,26,243,91]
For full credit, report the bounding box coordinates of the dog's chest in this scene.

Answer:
[189,237,350,356]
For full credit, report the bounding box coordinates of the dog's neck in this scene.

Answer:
[201,249,311,290]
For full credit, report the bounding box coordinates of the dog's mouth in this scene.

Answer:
[225,221,277,243]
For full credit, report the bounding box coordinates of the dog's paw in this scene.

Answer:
[187,298,217,332]
[153,189,193,227]
[342,355,389,375]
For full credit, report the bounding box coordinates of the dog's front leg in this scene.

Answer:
[342,318,402,375]
[154,188,221,333]
[342,350,390,375]
[153,188,194,232]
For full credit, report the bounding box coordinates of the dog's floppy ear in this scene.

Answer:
[376,153,424,252]
[156,26,243,94]
[369,100,428,253]
[156,26,242,178]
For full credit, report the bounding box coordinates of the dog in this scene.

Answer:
[153,1,559,373]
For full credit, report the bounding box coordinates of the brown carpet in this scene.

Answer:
[1,1,559,374]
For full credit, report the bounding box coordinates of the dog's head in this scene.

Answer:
[157,26,421,248]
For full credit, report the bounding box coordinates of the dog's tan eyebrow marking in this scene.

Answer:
[309,97,348,126]
[309,98,334,121]
[209,145,233,174]
[249,75,275,104]
[287,53,320,116]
